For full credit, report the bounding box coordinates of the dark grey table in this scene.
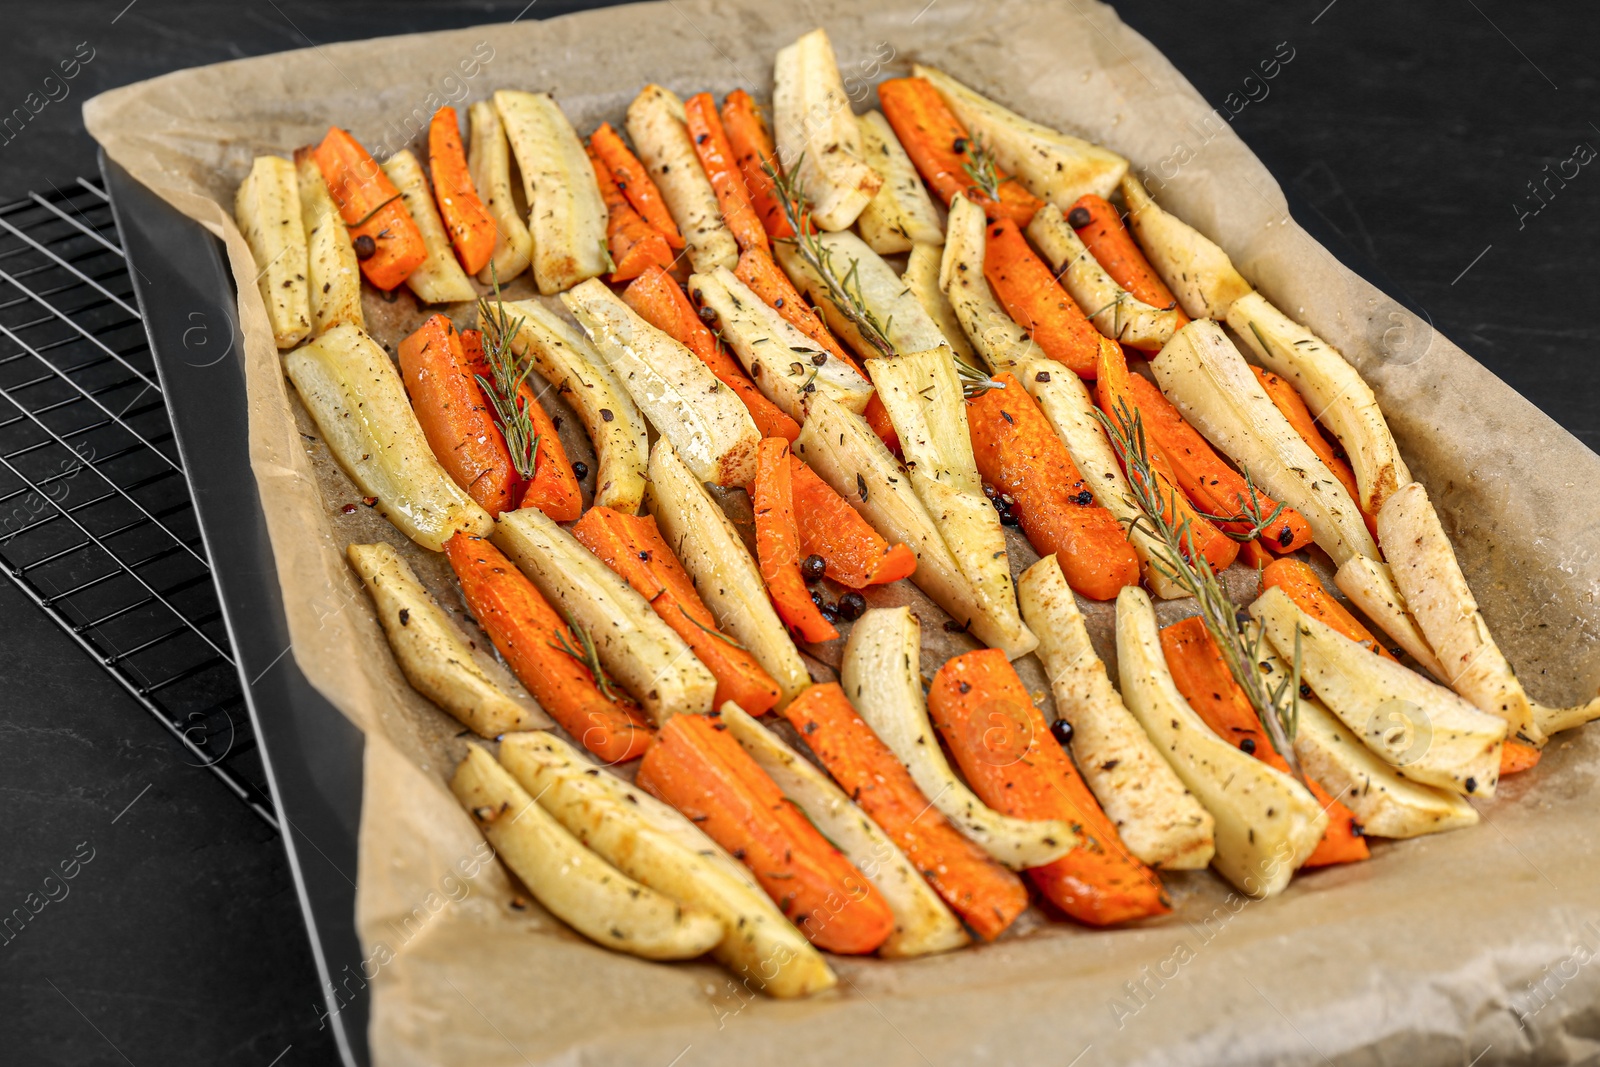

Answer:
[2,2,1596,1064]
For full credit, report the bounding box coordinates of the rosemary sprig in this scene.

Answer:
[763,154,1004,399]
[1192,470,1290,544]
[550,612,625,704]
[475,272,540,481]
[1093,397,1304,774]
[960,133,1012,202]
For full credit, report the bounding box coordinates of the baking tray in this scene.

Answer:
[103,152,371,1067]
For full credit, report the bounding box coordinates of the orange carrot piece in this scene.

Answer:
[983,217,1101,377]
[427,106,497,275]
[781,683,1028,941]
[753,438,838,643]
[1501,739,1542,775]
[790,455,916,588]
[685,92,769,254]
[572,507,781,715]
[1159,617,1369,866]
[968,371,1139,600]
[1240,539,1275,571]
[1122,373,1313,554]
[589,122,684,249]
[720,90,794,240]
[445,534,651,762]
[928,650,1171,924]
[312,126,427,291]
[398,315,518,516]
[1251,366,1378,540]
[1259,558,1399,663]
[1096,342,1239,572]
[622,265,800,442]
[1069,195,1188,326]
[877,77,1042,225]
[587,143,675,283]
[460,329,582,522]
[637,711,895,954]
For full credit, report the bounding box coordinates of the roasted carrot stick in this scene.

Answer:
[427,106,497,275]
[968,371,1139,600]
[780,683,1028,941]
[720,90,794,240]
[753,438,838,643]
[1068,195,1188,324]
[1159,616,1369,866]
[983,218,1101,377]
[589,122,684,249]
[587,142,675,283]
[1501,739,1542,775]
[1122,372,1313,554]
[445,533,652,763]
[685,92,769,254]
[1251,366,1378,540]
[622,265,799,441]
[790,455,916,588]
[928,650,1171,924]
[572,506,782,715]
[1096,342,1239,572]
[1259,558,1399,663]
[877,77,1043,225]
[459,329,583,522]
[398,315,518,515]
[637,710,895,954]
[312,126,427,290]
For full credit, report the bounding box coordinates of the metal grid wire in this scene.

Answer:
[0,179,276,830]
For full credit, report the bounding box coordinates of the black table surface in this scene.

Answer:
[4,2,1597,1064]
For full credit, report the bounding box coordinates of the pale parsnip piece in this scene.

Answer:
[1115,586,1326,898]
[866,348,1035,659]
[498,732,834,996]
[1251,645,1480,839]
[794,393,992,645]
[689,267,872,420]
[293,148,362,336]
[1026,203,1181,350]
[1250,585,1505,797]
[382,149,478,305]
[1334,556,1448,680]
[774,231,947,359]
[1016,556,1214,870]
[646,440,811,708]
[855,110,944,254]
[495,90,609,294]
[563,279,759,486]
[1228,290,1412,515]
[285,325,492,551]
[842,607,1075,869]
[1022,354,1187,599]
[234,155,310,349]
[773,29,881,231]
[1151,320,1379,565]
[492,507,715,723]
[904,242,978,364]
[467,99,533,284]
[346,542,537,738]
[452,745,723,961]
[1536,698,1600,737]
[941,195,1037,373]
[627,84,737,272]
[719,703,968,959]
[1121,173,1251,320]
[493,298,649,514]
[913,64,1128,208]
[1377,482,1539,744]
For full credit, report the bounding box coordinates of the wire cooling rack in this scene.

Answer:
[0,178,276,829]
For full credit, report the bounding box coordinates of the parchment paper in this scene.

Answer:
[83,1,1600,1064]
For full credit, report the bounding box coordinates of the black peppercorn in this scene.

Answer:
[698,305,718,325]
[837,592,866,621]
[999,508,1019,527]
[1240,737,1257,755]
[571,461,589,480]
[800,554,827,583]
[1050,719,1074,747]
[952,137,967,154]
[353,234,377,259]
[1067,206,1092,229]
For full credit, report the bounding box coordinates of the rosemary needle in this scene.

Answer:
[475,270,541,481]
